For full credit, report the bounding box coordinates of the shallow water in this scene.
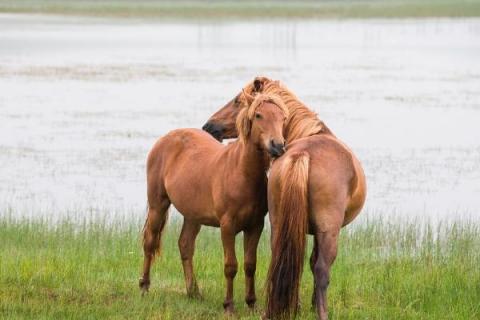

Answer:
[1,14,479,223]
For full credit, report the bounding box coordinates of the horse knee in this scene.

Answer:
[244,262,256,278]
[319,274,330,291]
[143,230,158,254]
[224,263,238,279]
[314,264,330,290]
[178,238,190,260]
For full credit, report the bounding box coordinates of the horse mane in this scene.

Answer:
[236,93,289,143]
[244,77,331,142]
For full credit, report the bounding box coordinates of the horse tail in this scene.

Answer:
[266,151,310,319]
[140,140,172,292]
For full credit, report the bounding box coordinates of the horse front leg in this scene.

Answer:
[220,217,238,315]
[243,222,264,310]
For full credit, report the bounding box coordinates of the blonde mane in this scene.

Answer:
[244,77,328,142]
[236,93,289,143]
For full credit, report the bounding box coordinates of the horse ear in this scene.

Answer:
[236,107,251,141]
[253,77,265,93]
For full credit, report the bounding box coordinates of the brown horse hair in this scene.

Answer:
[236,93,289,143]
[266,151,310,319]
[243,77,331,142]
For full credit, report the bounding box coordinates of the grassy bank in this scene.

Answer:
[1,216,479,319]
[1,0,480,19]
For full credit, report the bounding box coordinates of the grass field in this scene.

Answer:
[1,0,480,19]
[1,214,479,319]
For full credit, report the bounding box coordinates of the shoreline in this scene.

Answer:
[1,1,480,20]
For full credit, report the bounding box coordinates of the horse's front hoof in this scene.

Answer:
[187,288,203,300]
[246,298,256,310]
[139,278,150,295]
[319,311,329,320]
[224,308,235,317]
[223,301,235,316]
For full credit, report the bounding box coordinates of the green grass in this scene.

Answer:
[1,0,480,19]
[1,215,479,319]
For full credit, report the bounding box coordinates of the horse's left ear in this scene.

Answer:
[253,77,265,93]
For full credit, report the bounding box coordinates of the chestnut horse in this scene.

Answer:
[203,77,367,319]
[139,93,288,314]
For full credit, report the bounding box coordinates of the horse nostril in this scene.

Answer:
[269,140,286,158]
[271,141,285,150]
[203,122,225,142]
[202,123,211,131]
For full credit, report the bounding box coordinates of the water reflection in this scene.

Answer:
[0,15,479,222]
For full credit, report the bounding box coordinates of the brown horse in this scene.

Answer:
[203,77,367,319]
[139,93,289,314]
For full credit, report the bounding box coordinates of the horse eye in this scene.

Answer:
[255,113,262,119]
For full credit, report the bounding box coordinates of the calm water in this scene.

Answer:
[1,14,479,223]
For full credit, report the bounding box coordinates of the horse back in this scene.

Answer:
[147,128,222,178]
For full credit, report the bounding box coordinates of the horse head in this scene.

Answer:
[202,76,272,142]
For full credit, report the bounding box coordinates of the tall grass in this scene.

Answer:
[1,214,479,319]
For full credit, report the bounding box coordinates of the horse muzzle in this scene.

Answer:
[202,121,225,142]
[268,141,286,158]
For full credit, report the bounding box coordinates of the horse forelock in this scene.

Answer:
[243,77,325,142]
[247,94,289,119]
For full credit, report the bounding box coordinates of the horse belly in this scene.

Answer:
[166,179,220,227]
[175,203,219,227]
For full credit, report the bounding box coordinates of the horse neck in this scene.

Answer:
[264,84,334,142]
[285,109,335,142]
[227,140,270,179]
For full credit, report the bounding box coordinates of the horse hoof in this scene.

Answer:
[139,278,150,295]
[223,302,235,316]
[224,309,235,317]
[187,290,202,300]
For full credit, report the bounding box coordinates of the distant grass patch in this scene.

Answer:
[1,215,479,319]
[1,0,480,19]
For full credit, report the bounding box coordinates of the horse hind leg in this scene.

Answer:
[139,197,170,294]
[313,229,339,320]
[178,220,201,298]
[310,237,319,309]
